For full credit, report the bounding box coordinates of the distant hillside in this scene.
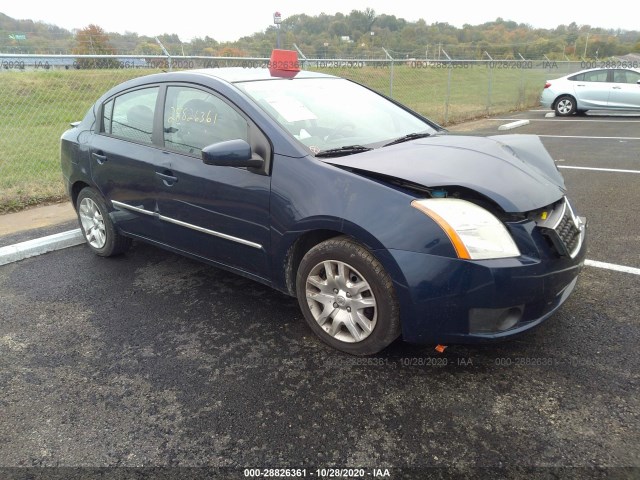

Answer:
[0,12,74,53]
[1,11,639,59]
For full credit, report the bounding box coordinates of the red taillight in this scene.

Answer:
[544,82,552,89]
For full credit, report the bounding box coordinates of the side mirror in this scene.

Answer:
[202,139,264,168]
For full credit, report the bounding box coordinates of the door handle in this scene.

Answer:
[92,152,107,164]
[156,171,178,186]
[612,86,622,89]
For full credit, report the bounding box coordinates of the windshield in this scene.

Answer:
[237,77,437,155]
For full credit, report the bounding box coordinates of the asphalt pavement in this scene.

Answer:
[1,110,638,479]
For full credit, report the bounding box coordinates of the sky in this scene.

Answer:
[1,0,634,42]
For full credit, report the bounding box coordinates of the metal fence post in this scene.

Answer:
[484,51,493,114]
[518,53,528,108]
[293,43,307,69]
[442,50,453,125]
[382,48,394,97]
[155,37,172,71]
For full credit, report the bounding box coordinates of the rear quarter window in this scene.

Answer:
[102,87,159,144]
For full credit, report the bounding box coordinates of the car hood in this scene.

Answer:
[322,134,566,212]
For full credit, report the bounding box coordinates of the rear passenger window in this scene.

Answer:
[104,87,159,144]
[582,70,609,82]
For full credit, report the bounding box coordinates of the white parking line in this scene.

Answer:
[494,118,640,123]
[558,166,640,174]
[585,260,640,276]
[539,135,640,140]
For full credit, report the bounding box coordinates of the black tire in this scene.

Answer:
[76,187,131,257]
[295,236,400,355]
[554,95,577,116]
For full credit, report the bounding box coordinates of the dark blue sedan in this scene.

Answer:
[61,53,586,355]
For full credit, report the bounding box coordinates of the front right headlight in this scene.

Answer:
[411,198,521,260]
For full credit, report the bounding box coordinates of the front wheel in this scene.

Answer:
[296,236,400,355]
[554,95,576,116]
[76,187,131,257]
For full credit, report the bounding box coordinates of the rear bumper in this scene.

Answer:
[380,225,586,344]
[539,89,555,109]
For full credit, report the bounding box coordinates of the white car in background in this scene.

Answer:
[540,67,640,116]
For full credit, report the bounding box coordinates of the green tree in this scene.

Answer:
[134,42,162,55]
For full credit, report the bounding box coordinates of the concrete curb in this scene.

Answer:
[0,229,85,266]
[498,119,530,131]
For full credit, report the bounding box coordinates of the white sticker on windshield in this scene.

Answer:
[265,96,317,123]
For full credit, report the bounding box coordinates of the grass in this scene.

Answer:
[0,65,548,213]
[0,69,156,213]
[309,64,548,123]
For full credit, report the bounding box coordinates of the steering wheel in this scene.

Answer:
[324,122,357,142]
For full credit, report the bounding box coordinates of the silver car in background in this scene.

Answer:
[540,67,640,116]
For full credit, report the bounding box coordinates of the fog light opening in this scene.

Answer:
[469,306,524,334]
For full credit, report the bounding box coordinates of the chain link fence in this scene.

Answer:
[0,53,586,212]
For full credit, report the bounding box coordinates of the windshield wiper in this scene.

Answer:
[315,145,373,158]
[383,132,432,147]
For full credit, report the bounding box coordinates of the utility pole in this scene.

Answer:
[583,33,590,58]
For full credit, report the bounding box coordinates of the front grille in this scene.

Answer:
[537,197,585,258]
[555,208,582,255]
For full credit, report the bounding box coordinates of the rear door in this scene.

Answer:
[571,69,611,108]
[155,84,272,280]
[90,86,164,241]
[608,69,640,109]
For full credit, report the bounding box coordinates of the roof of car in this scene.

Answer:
[570,67,640,75]
[95,67,340,107]
[184,67,336,83]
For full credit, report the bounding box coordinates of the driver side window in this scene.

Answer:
[163,86,248,156]
[613,69,640,84]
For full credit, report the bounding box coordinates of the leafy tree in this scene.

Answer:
[73,24,115,54]
[134,42,162,55]
[329,21,349,37]
[73,24,118,68]
[2,11,640,60]
[217,46,248,57]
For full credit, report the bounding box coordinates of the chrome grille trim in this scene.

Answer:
[537,197,586,259]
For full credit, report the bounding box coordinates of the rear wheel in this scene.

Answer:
[554,95,576,116]
[296,236,400,355]
[76,187,131,257]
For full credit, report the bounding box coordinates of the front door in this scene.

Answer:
[608,69,640,109]
[155,85,271,280]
